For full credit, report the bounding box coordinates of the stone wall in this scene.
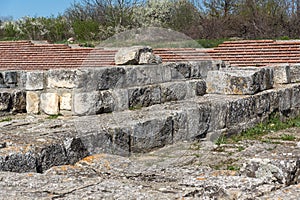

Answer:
[0,60,221,116]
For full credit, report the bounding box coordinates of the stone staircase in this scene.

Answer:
[2,40,300,174]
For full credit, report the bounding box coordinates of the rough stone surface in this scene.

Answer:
[40,93,59,115]
[0,125,300,199]
[60,93,72,111]
[207,67,273,95]
[290,64,300,83]
[47,69,78,89]
[115,46,161,65]
[26,91,40,114]
[25,71,44,90]
[274,64,291,84]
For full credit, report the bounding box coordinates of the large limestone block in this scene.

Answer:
[131,117,173,153]
[161,82,188,103]
[11,90,26,113]
[26,71,44,90]
[115,46,161,65]
[47,69,78,89]
[0,92,11,111]
[290,64,300,83]
[60,93,72,111]
[207,69,268,95]
[40,93,59,115]
[73,91,99,116]
[128,85,161,108]
[273,64,291,84]
[26,91,40,114]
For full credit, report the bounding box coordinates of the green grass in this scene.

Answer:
[46,114,62,119]
[280,134,296,141]
[197,38,228,48]
[215,112,300,145]
[0,117,12,122]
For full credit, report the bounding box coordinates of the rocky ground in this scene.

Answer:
[0,114,300,199]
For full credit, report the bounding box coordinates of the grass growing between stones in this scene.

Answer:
[0,117,12,122]
[216,112,300,145]
[46,114,62,119]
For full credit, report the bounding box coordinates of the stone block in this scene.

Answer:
[169,62,191,80]
[128,85,161,108]
[111,89,128,111]
[187,79,207,97]
[4,71,17,86]
[73,91,100,116]
[125,66,152,87]
[40,93,59,115]
[172,110,188,142]
[208,98,229,132]
[97,90,115,114]
[139,52,162,64]
[26,91,40,114]
[97,67,126,90]
[253,92,271,116]
[190,60,222,79]
[290,64,300,83]
[273,65,291,84]
[278,88,292,113]
[161,82,188,103]
[0,92,11,111]
[187,104,211,140]
[131,117,173,153]
[207,70,262,95]
[115,46,158,65]
[226,96,255,127]
[47,69,78,89]
[115,46,143,65]
[11,90,26,113]
[60,93,72,111]
[291,85,300,108]
[25,71,44,90]
[112,127,131,156]
[80,131,114,155]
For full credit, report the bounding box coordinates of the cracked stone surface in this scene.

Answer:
[0,114,300,199]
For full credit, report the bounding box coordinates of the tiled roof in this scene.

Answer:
[1,40,300,70]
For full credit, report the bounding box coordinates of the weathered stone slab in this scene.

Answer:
[128,85,161,108]
[273,64,291,84]
[4,71,17,88]
[26,91,40,114]
[131,116,173,153]
[47,69,78,89]
[115,46,161,65]
[190,60,223,79]
[72,91,100,116]
[139,51,162,64]
[169,62,192,80]
[290,64,300,83]
[40,93,59,115]
[60,93,72,111]
[206,70,260,95]
[25,71,44,90]
[226,96,256,127]
[11,90,26,113]
[97,67,126,90]
[0,92,11,111]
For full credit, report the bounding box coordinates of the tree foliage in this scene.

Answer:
[2,0,300,42]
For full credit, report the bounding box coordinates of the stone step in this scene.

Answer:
[1,82,300,173]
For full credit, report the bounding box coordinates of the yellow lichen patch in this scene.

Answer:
[81,154,106,163]
[27,173,33,177]
[196,177,206,181]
